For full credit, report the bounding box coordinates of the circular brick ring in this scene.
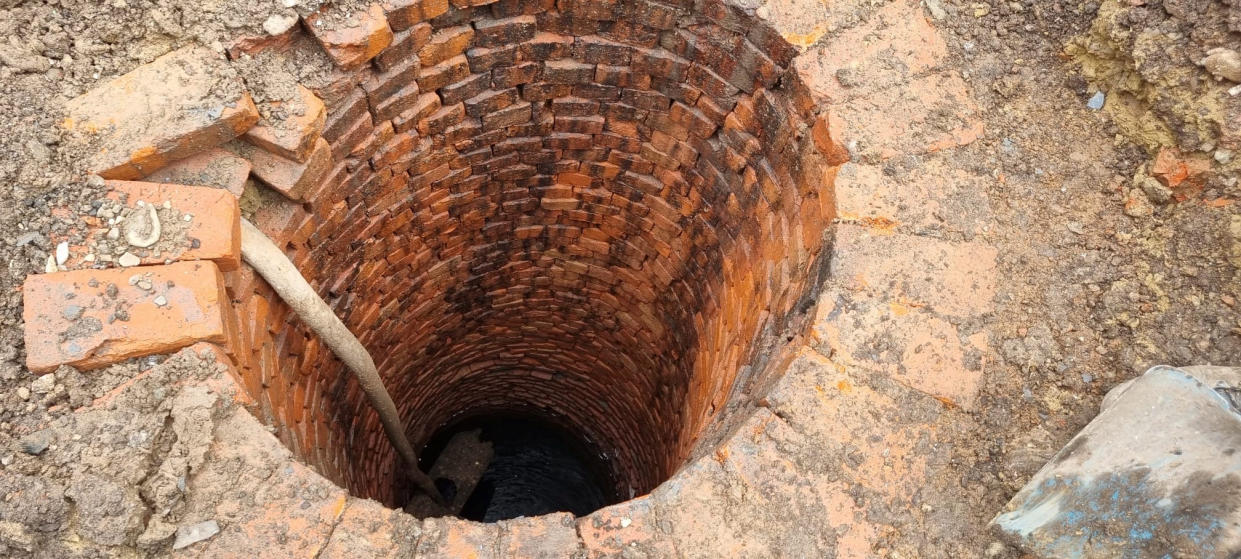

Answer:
[32,0,858,555]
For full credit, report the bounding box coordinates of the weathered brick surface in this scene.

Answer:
[89,180,242,271]
[305,3,395,70]
[242,85,328,162]
[23,261,228,373]
[143,147,252,198]
[830,224,996,319]
[226,137,332,200]
[63,46,259,179]
[496,513,582,558]
[415,517,500,558]
[174,409,348,558]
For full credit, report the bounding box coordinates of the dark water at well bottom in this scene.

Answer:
[420,415,615,522]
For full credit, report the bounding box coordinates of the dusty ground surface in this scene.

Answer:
[0,0,1236,556]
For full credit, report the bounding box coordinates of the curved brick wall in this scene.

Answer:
[220,0,838,508]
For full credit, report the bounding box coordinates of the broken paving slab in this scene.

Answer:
[992,365,1241,558]
[22,261,229,373]
[63,45,259,180]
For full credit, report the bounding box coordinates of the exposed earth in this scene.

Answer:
[0,0,1236,556]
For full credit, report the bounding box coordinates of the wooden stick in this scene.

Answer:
[239,218,443,505]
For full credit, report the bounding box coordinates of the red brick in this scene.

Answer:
[23,261,229,373]
[97,180,242,270]
[374,23,431,72]
[381,0,449,30]
[63,46,259,180]
[393,93,442,133]
[416,55,471,91]
[243,85,328,162]
[305,3,394,70]
[229,137,332,200]
[418,25,475,67]
[473,15,537,47]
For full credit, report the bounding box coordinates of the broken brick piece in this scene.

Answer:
[63,46,259,180]
[226,137,332,200]
[242,85,328,162]
[811,112,850,166]
[305,3,394,70]
[1151,147,1210,189]
[143,148,251,198]
[104,180,242,271]
[23,261,229,373]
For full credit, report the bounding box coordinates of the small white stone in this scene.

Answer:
[118,252,141,267]
[153,295,168,307]
[30,374,54,394]
[55,242,68,265]
[44,255,57,274]
[16,387,29,400]
[620,517,632,528]
[163,200,171,209]
[263,13,299,36]
[183,214,192,222]
[136,200,145,207]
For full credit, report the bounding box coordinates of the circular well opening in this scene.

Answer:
[235,0,838,521]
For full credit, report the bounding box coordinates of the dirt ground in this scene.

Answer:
[0,0,1236,556]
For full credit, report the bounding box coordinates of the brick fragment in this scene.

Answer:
[242,85,328,162]
[811,112,849,166]
[228,137,332,200]
[63,46,259,180]
[305,3,394,70]
[144,148,251,198]
[23,261,229,373]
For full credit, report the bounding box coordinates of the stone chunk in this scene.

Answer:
[63,46,259,180]
[992,366,1241,558]
[23,261,229,373]
[225,137,331,201]
[143,148,251,198]
[242,85,327,162]
[305,3,394,70]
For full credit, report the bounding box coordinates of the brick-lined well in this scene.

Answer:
[37,0,845,525]
[21,0,1022,553]
[223,0,838,509]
